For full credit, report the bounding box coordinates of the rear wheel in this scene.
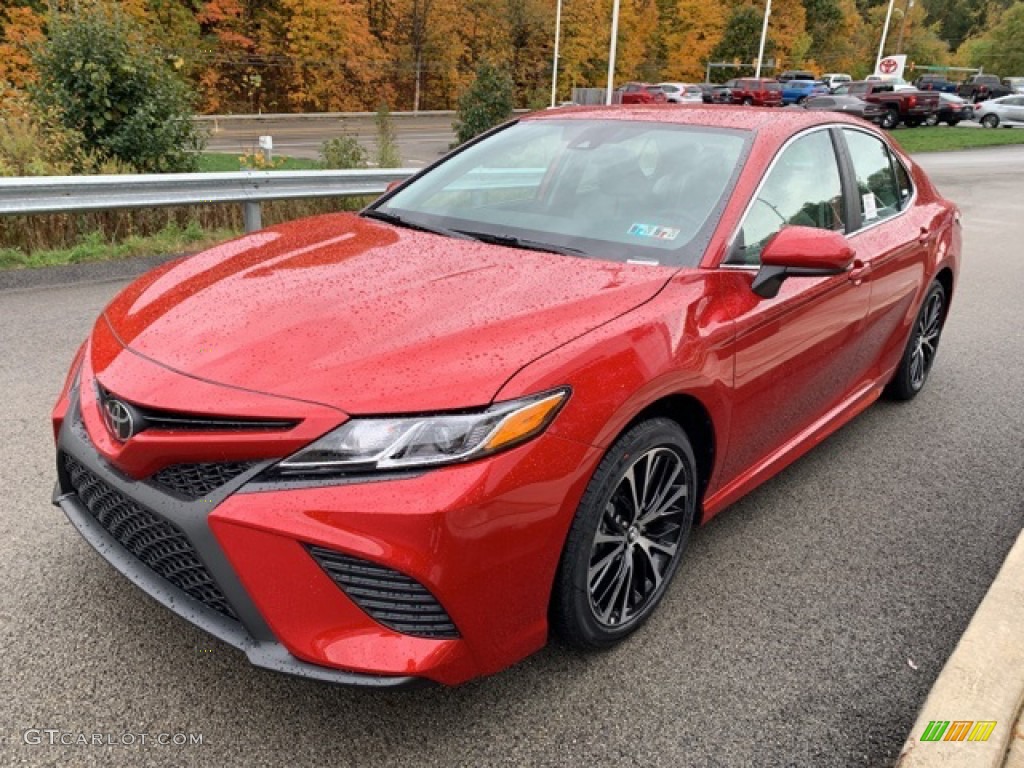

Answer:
[742,97,753,106]
[885,281,946,401]
[551,418,698,649]
[881,109,900,129]
[981,113,999,128]
[925,113,939,127]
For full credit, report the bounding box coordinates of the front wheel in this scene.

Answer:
[551,418,698,650]
[981,114,999,128]
[885,281,947,401]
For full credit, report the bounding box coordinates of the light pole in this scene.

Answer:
[550,0,563,107]
[895,0,914,54]
[605,0,621,105]
[755,0,772,79]
[874,0,897,74]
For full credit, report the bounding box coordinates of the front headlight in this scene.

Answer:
[270,388,570,477]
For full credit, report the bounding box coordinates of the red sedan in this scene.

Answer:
[52,107,960,687]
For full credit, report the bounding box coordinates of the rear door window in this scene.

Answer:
[842,129,912,225]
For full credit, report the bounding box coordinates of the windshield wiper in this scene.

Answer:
[453,230,586,257]
[362,209,473,240]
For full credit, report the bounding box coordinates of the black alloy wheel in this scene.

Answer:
[551,418,698,649]
[886,281,946,400]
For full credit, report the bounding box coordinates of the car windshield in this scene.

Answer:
[369,119,750,267]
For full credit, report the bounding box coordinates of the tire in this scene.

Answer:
[881,109,900,130]
[796,96,807,105]
[551,418,698,650]
[885,281,947,401]
[982,113,999,128]
[742,97,753,106]
[925,114,939,127]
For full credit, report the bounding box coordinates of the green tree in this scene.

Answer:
[32,1,204,172]
[453,61,513,146]
[957,1,1024,75]
[710,6,772,76]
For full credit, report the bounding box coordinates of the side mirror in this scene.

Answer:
[752,226,856,299]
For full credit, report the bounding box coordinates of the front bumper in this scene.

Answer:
[55,385,600,686]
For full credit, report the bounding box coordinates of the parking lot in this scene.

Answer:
[0,147,1022,767]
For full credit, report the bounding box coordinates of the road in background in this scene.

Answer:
[1,148,1022,768]
[202,113,457,166]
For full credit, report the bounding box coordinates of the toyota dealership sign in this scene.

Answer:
[874,54,907,80]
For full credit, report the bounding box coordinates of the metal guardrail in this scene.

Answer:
[0,169,417,232]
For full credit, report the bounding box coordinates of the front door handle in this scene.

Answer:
[918,226,931,245]
[848,258,870,285]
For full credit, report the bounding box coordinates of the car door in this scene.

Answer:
[1007,96,1024,123]
[837,127,935,378]
[715,127,872,487]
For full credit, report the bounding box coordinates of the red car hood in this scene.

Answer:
[103,213,672,414]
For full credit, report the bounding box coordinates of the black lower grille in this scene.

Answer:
[307,545,458,639]
[151,462,257,499]
[63,455,238,620]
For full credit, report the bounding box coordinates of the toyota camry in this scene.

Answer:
[52,106,960,686]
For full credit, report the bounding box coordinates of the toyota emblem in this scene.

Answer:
[103,398,135,441]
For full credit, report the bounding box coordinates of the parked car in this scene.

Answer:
[973,95,1024,127]
[781,79,829,105]
[53,106,960,687]
[833,80,939,129]
[778,70,816,82]
[957,74,1011,103]
[913,75,958,93]
[659,82,704,104]
[617,82,668,104]
[797,94,885,122]
[1003,77,1024,94]
[701,82,734,104]
[925,92,974,126]
[821,73,853,92]
[730,78,782,106]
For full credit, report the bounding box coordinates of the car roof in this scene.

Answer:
[524,104,869,136]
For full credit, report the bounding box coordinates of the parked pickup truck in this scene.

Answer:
[913,75,958,93]
[957,74,1012,103]
[832,81,939,129]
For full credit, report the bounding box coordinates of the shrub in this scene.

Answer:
[454,62,514,146]
[375,103,401,168]
[319,135,368,169]
[31,1,204,173]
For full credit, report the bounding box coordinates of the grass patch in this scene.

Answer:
[197,153,321,172]
[890,126,1024,153]
[0,220,238,270]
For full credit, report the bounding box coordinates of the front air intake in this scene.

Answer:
[306,545,458,639]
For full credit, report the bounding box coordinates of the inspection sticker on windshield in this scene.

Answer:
[629,223,680,241]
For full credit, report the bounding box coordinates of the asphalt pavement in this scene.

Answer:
[1,148,1022,767]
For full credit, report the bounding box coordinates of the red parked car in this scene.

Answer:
[53,106,960,687]
[731,77,783,106]
[617,82,668,104]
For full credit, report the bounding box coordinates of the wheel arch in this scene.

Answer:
[618,393,716,524]
[934,265,955,323]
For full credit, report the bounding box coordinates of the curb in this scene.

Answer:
[896,529,1024,768]
[0,252,183,294]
